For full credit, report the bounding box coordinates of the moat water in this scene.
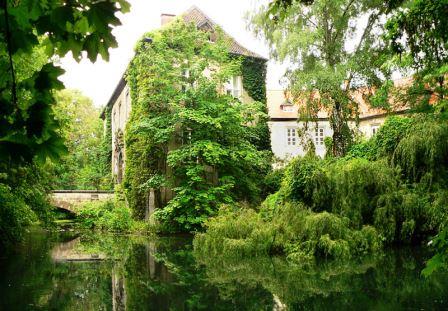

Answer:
[1,228,448,310]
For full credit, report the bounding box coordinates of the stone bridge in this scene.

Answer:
[51,190,115,214]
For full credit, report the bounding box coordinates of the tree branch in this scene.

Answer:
[345,9,382,91]
[330,0,356,42]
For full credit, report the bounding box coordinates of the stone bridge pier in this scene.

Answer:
[51,190,115,214]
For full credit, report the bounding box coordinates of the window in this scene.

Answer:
[125,89,130,106]
[314,127,324,146]
[371,124,380,135]
[181,69,190,92]
[287,128,297,146]
[281,105,294,112]
[225,76,242,98]
[117,100,122,127]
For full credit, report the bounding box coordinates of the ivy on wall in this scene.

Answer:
[123,20,271,229]
[240,56,271,151]
[241,56,267,104]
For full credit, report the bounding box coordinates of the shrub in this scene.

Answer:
[373,116,414,159]
[263,167,285,196]
[76,199,133,232]
[326,159,399,227]
[393,117,448,184]
[0,184,35,247]
[194,203,382,262]
[281,156,399,227]
[281,155,330,210]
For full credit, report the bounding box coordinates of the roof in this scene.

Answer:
[267,78,413,121]
[101,6,267,118]
[182,6,267,60]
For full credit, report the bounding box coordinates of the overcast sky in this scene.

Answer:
[59,0,287,107]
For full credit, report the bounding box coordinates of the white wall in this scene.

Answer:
[269,116,390,161]
[269,120,333,160]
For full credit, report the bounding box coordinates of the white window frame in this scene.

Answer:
[371,124,380,136]
[281,105,294,112]
[314,127,325,146]
[287,127,297,146]
[181,69,190,93]
[225,75,242,99]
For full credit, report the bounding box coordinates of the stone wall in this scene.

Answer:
[51,190,115,213]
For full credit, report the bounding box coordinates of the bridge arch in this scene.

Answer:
[50,190,115,214]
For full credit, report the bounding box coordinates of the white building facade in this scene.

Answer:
[267,88,407,160]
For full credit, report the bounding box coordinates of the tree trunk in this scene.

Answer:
[331,102,347,157]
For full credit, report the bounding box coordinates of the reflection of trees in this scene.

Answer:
[0,230,113,310]
[122,237,274,310]
[3,231,448,310]
[194,248,448,310]
[112,265,126,311]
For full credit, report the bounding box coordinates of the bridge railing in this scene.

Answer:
[52,190,114,194]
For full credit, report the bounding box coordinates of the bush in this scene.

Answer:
[196,114,448,264]
[194,203,382,262]
[373,116,415,159]
[347,116,414,160]
[0,184,35,248]
[262,167,285,195]
[281,155,329,209]
[393,117,448,183]
[76,199,133,232]
[0,163,55,249]
[326,159,399,227]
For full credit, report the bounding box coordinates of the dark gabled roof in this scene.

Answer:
[101,6,267,118]
[182,6,267,60]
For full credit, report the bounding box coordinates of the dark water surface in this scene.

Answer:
[1,228,448,310]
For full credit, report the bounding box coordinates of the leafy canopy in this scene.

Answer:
[0,0,129,164]
[50,89,112,190]
[249,0,391,156]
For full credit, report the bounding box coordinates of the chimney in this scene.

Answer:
[161,13,176,26]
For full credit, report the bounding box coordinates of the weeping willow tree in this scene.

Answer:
[249,0,392,156]
[394,117,448,184]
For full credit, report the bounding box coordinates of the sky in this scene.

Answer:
[59,0,288,108]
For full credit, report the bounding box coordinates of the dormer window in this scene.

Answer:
[198,20,213,31]
[281,100,294,112]
[225,76,242,98]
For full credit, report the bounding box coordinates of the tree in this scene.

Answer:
[125,20,270,231]
[0,0,129,247]
[249,0,391,156]
[51,89,112,190]
[385,0,448,112]
[383,0,448,277]
[0,0,130,164]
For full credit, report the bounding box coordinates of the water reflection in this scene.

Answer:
[0,229,447,310]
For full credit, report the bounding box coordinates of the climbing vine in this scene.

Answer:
[124,20,270,230]
[241,56,267,104]
[240,56,271,151]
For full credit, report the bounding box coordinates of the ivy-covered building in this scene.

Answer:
[100,6,268,206]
